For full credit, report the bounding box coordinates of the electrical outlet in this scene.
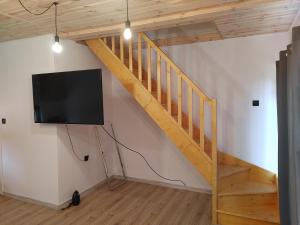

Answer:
[252,100,259,107]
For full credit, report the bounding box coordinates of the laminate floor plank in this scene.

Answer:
[0,180,211,225]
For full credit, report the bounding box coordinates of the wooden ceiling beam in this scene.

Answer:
[61,0,285,40]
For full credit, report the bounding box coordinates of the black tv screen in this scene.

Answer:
[32,69,104,125]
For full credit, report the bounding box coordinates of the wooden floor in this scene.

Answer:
[0,180,211,225]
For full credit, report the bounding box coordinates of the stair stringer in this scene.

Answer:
[86,38,213,184]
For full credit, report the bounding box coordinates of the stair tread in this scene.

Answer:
[217,206,280,224]
[219,181,277,196]
[218,164,250,179]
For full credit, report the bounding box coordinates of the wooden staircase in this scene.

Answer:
[86,33,280,225]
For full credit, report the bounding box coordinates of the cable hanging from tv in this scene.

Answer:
[65,125,86,162]
[95,125,127,190]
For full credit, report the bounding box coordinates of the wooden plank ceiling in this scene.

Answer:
[0,0,299,44]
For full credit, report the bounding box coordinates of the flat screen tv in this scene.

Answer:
[32,69,104,125]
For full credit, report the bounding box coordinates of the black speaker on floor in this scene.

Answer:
[71,190,80,206]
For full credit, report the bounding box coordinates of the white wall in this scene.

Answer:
[0,35,59,204]
[0,36,112,205]
[162,32,288,173]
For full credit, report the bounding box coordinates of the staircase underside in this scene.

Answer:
[86,39,212,183]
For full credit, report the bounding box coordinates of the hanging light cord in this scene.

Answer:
[126,0,129,21]
[18,1,59,38]
[18,0,56,16]
[54,2,58,36]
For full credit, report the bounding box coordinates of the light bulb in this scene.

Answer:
[52,35,63,53]
[123,20,132,40]
[123,27,132,40]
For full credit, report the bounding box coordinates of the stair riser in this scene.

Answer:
[218,171,249,191]
[218,193,278,210]
[218,213,279,225]
[249,169,276,185]
[219,152,276,185]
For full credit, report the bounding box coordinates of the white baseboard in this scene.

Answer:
[3,192,61,209]
[3,178,109,210]
[112,175,211,194]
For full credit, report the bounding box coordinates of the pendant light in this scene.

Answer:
[18,0,62,53]
[123,0,132,40]
[51,2,63,53]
